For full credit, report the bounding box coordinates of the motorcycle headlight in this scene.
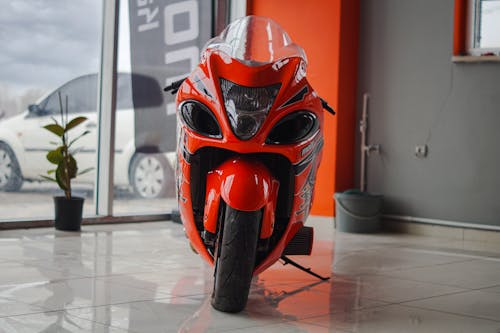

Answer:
[266,111,318,144]
[220,78,280,140]
[180,101,222,138]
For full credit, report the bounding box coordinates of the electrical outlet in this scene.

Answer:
[415,145,428,158]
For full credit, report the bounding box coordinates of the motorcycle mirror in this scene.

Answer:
[28,104,41,114]
[163,77,186,95]
[320,98,335,116]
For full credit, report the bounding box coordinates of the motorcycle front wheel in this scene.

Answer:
[211,205,261,313]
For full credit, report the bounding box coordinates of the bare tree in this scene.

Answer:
[0,83,18,118]
[19,88,46,112]
[0,83,46,119]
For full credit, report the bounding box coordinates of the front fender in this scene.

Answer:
[204,157,279,239]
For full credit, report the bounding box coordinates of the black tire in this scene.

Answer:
[129,153,175,198]
[211,205,261,313]
[0,142,23,192]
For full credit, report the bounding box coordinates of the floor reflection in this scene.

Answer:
[1,218,500,332]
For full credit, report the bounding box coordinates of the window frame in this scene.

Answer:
[467,0,500,56]
[0,0,227,227]
[453,0,500,61]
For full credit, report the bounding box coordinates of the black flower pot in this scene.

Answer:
[53,196,84,231]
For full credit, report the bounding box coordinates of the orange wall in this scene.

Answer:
[248,0,359,216]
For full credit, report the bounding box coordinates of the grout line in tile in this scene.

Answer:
[289,302,392,329]
[23,310,133,333]
[0,302,48,319]
[0,308,66,319]
[299,300,500,330]
[389,288,478,306]
[342,271,474,297]
[60,295,178,313]
[359,257,476,275]
[0,274,114,290]
[398,303,500,324]
[91,276,212,298]
[471,283,500,292]
[38,295,182,314]
[369,270,478,290]
[0,305,126,332]
[208,321,288,333]
[402,247,500,262]
[0,298,140,333]
[0,280,180,313]
[291,320,353,333]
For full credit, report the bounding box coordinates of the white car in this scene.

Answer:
[0,73,175,198]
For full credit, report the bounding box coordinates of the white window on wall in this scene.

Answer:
[468,0,500,55]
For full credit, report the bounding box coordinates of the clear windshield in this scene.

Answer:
[204,16,307,66]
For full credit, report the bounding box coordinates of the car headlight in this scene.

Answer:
[266,111,318,144]
[220,78,280,140]
[180,101,222,138]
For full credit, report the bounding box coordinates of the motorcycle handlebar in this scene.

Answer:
[320,98,335,115]
[163,77,187,94]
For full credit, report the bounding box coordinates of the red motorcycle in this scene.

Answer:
[165,15,335,313]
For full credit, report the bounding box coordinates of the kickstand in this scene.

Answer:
[280,256,330,281]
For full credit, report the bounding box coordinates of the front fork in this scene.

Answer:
[202,157,280,247]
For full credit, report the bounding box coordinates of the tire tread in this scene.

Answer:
[211,206,261,313]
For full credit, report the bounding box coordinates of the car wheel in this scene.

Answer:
[0,142,23,192]
[130,153,175,198]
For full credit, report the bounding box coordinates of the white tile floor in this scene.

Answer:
[0,217,500,332]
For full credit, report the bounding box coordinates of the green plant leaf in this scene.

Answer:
[55,155,77,192]
[43,124,65,137]
[46,147,64,165]
[65,117,88,132]
[40,175,56,182]
[68,154,78,179]
[42,94,86,197]
[68,130,91,147]
[65,154,78,179]
[78,167,94,176]
[55,166,68,191]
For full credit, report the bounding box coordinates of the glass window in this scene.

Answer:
[0,1,103,221]
[469,0,500,54]
[41,75,98,114]
[116,74,134,110]
[0,0,220,223]
[112,0,213,215]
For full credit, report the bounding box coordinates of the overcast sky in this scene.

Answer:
[482,1,500,47]
[0,0,102,95]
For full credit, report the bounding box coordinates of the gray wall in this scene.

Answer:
[357,0,500,226]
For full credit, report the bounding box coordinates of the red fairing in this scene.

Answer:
[177,52,320,160]
[203,157,279,239]
[218,158,275,212]
[175,22,324,273]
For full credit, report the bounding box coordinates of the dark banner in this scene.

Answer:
[128,0,212,152]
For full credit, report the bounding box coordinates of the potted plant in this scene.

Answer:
[41,92,92,231]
